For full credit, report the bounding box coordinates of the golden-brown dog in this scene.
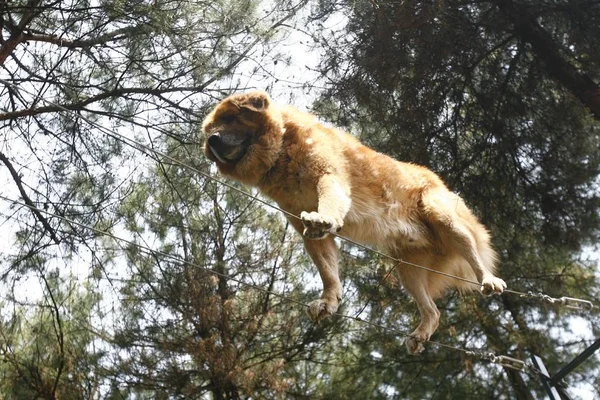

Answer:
[202,91,506,354]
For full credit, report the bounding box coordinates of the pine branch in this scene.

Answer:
[0,0,43,65]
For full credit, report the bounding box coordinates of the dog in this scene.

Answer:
[202,91,506,354]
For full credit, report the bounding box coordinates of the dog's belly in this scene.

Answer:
[341,193,430,250]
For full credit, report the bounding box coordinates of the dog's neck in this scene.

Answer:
[228,108,285,186]
[258,125,292,189]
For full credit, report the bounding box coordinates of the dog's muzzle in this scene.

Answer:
[207,132,246,164]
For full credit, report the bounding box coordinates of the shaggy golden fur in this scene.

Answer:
[202,91,506,354]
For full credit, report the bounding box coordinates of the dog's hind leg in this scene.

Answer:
[421,189,506,295]
[397,263,440,354]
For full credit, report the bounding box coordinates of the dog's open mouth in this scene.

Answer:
[208,143,247,164]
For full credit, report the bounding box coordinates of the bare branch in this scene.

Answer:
[20,26,140,48]
[0,151,61,244]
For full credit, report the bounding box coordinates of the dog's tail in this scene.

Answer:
[476,227,499,276]
[457,226,499,293]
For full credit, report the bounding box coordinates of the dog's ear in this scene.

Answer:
[239,91,270,113]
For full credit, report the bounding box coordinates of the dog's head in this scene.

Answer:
[202,91,283,184]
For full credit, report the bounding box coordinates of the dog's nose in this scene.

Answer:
[207,133,221,147]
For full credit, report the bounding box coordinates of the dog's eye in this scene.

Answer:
[221,114,236,124]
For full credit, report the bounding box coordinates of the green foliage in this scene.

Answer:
[0,272,105,399]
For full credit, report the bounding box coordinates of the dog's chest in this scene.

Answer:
[260,157,320,212]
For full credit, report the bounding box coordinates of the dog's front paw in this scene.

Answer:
[300,211,342,239]
[307,298,338,323]
[405,334,427,355]
[481,276,507,296]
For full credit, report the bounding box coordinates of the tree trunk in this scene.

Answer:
[497,1,600,121]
